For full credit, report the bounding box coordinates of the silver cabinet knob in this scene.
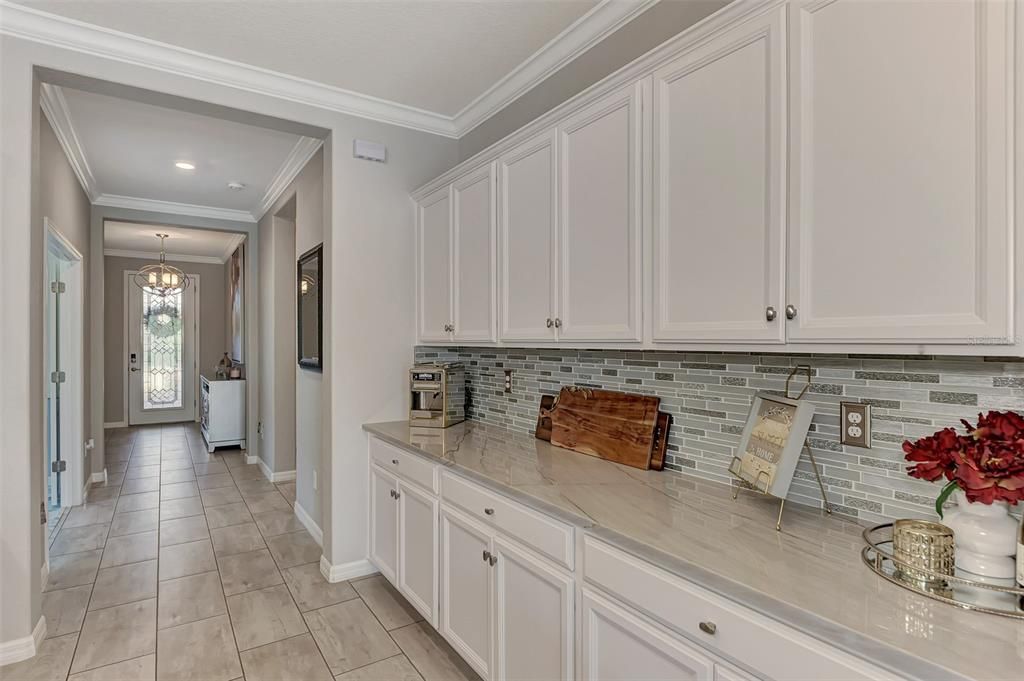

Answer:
[554,318,562,328]
[393,491,400,500]
[489,553,498,566]
[484,508,495,516]
[482,550,491,563]
[388,489,396,499]
[785,304,797,320]
[392,459,399,465]
[698,621,717,635]
[546,318,553,328]
[765,306,777,322]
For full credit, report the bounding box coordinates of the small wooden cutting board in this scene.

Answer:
[546,387,661,469]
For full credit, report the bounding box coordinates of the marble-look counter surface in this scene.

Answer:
[363,420,1023,681]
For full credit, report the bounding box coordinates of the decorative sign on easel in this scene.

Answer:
[728,365,833,530]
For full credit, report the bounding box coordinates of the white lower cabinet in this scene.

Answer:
[439,505,494,679]
[369,465,398,584]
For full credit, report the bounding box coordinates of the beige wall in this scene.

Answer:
[457,0,729,160]
[104,255,229,424]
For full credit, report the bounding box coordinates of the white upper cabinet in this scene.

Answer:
[557,82,644,342]
[498,129,558,342]
[652,7,786,343]
[787,0,1014,343]
[416,186,453,343]
[453,163,497,342]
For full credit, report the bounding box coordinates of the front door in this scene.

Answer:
[127,272,198,425]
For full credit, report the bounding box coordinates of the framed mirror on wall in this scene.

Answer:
[298,243,323,370]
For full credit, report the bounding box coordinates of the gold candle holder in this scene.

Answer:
[892,519,955,593]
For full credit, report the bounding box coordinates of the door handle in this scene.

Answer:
[130,367,139,372]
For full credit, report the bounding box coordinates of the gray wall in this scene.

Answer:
[104,255,229,424]
[457,0,729,160]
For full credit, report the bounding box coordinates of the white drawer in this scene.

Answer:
[441,471,574,569]
[583,537,897,681]
[369,437,438,494]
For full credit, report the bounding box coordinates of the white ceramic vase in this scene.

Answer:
[942,489,1018,579]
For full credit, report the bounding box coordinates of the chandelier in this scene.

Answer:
[132,233,190,296]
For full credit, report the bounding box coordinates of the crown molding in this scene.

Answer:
[220,233,246,262]
[103,248,225,265]
[254,136,324,221]
[0,1,458,138]
[452,0,660,136]
[39,82,100,200]
[94,194,257,223]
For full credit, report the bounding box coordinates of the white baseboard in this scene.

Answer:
[81,476,91,502]
[320,556,375,584]
[103,421,127,429]
[256,458,297,484]
[245,455,258,465]
[0,616,46,667]
[294,501,322,546]
[90,469,107,484]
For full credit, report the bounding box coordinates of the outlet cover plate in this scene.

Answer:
[840,402,871,448]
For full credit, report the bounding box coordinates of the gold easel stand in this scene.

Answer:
[729,365,833,531]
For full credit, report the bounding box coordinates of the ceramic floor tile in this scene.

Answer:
[218,548,283,596]
[160,481,199,500]
[228,465,265,481]
[160,459,194,472]
[352,575,422,630]
[44,549,102,591]
[221,453,249,469]
[243,490,291,514]
[238,633,332,681]
[196,472,235,489]
[236,478,277,496]
[159,515,210,547]
[210,522,266,556]
[390,621,481,681]
[276,482,297,504]
[201,486,243,508]
[90,560,158,610]
[86,487,120,504]
[67,654,155,681]
[159,496,205,520]
[71,598,156,674]
[0,632,78,681]
[194,462,228,476]
[335,655,424,681]
[282,563,357,612]
[158,538,217,581]
[109,508,160,537]
[205,502,253,529]
[252,509,304,537]
[156,614,241,681]
[158,570,226,629]
[125,465,161,479]
[98,472,126,487]
[157,468,194,483]
[63,504,116,528]
[121,477,161,495]
[226,583,307,651]
[116,492,160,514]
[52,524,109,555]
[303,599,399,675]
[101,530,159,568]
[265,530,321,568]
[42,584,92,637]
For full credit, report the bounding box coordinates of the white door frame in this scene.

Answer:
[43,217,84,508]
[123,270,201,425]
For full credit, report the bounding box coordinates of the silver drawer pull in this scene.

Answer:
[392,459,399,465]
[484,508,495,516]
[698,621,717,636]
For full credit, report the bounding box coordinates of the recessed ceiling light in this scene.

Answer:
[175,161,195,170]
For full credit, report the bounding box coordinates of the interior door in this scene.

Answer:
[417,185,453,343]
[440,505,493,680]
[452,163,496,342]
[370,465,399,584]
[127,272,198,425]
[45,250,65,515]
[397,480,439,626]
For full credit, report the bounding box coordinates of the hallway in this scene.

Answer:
[3,424,479,681]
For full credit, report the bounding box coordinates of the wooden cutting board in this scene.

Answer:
[546,387,661,469]
[649,411,671,471]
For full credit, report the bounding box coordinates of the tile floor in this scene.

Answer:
[2,423,480,681]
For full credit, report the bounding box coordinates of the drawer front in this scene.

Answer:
[583,537,897,681]
[441,471,574,569]
[370,437,438,494]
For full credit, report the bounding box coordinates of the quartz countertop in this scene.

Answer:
[364,420,1024,681]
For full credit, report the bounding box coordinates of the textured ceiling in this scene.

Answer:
[20,0,599,116]
[104,222,243,260]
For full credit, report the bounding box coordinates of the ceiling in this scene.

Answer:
[104,221,244,263]
[20,0,600,117]
[44,84,321,221]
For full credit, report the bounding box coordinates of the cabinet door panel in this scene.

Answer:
[492,537,573,681]
[369,466,398,584]
[557,83,643,341]
[581,590,714,681]
[440,506,492,679]
[652,8,786,343]
[453,164,496,341]
[417,186,453,342]
[788,0,1013,342]
[498,130,557,341]
[397,481,438,627]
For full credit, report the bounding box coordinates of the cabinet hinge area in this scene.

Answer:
[50,281,66,294]
[51,460,67,473]
[50,371,66,384]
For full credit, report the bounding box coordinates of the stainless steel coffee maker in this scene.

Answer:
[409,362,465,428]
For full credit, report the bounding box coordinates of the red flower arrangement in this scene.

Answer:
[903,410,1024,517]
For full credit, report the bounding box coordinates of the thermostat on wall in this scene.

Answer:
[353,139,387,163]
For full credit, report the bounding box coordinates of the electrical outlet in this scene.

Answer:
[84,438,94,450]
[257,421,264,439]
[840,402,871,448]
[313,470,318,491]
[504,369,513,393]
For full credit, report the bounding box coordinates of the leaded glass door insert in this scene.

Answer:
[142,289,184,409]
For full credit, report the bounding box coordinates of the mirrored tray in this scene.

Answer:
[862,523,1024,619]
